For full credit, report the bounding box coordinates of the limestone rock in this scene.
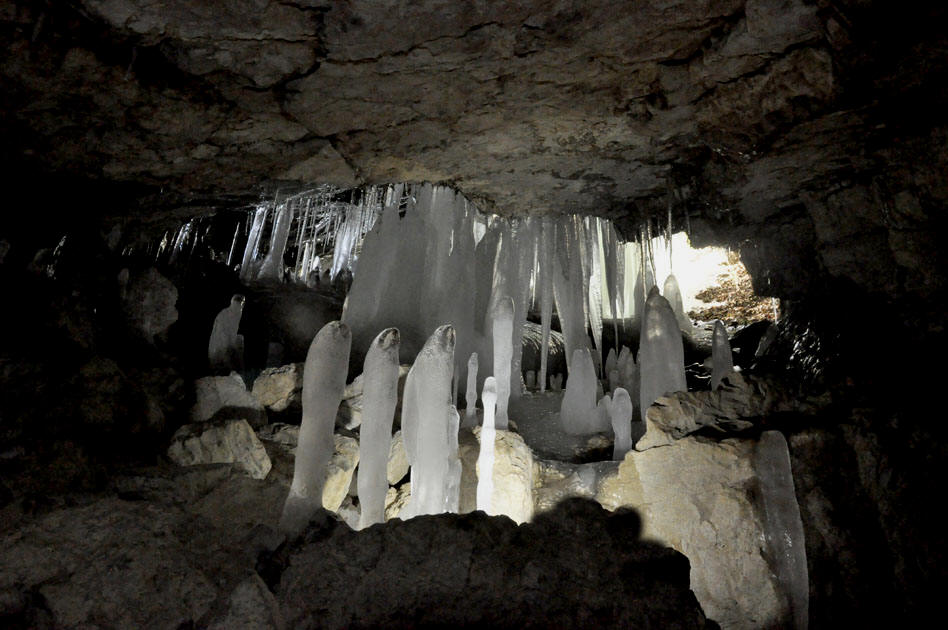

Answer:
[207,574,284,630]
[251,363,304,413]
[387,430,409,485]
[597,436,785,629]
[534,459,618,515]
[168,419,272,480]
[384,484,411,521]
[272,499,711,629]
[459,428,534,524]
[193,373,267,428]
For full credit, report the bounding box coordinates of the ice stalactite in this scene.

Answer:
[538,217,554,392]
[280,321,351,536]
[638,289,686,420]
[551,218,590,369]
[560,348,607,435]
[585,219,604,372]
[464,352,478,428]
[662,273,693,337]
[755,431,809,630]
[476,376,497,513]
[491,297,514,431]
[711,319,735,390]
[257,203,293,282]
[239,206,268,282]
[401,325,456,518]
[357,328,400,530]
[226,222,242,268]
[610,388,634,460]
[208,294,245,373]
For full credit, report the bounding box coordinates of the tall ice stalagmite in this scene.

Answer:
[357,328,400,529]
[401,325,456,518]
[491,297,514,430]
[638,289,686,419]
[476,376,497,513]
[560,348,608,435]
[280,321,351,536]
[208,294,245,373]
[464,352,479,428]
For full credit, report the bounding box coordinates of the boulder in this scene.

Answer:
[168,419,272,480]
[597,436,786,629]
[271,499,711,629]
[534,459,618,514]
[384,484,411,521]
[119,267,178,344]
[192,373,267,428]
[251,363,303,412]
[386,430,409,485]
[458,428,534,524]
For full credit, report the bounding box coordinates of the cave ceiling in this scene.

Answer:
[1,0,946,239]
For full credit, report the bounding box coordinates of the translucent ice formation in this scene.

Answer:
[257,203,292,281]
[464,352,479,428]
[402,325,456,518]
[662,273,693,336]
[239,207,267,282]
[711,319,735,390]
[280,321,351,536]
[538,217,554,392]
[491,297,514,430]
[755,431,809,630]
[638,290,686,419]
[208,294,245,373]
[476,376,497,513]
[357,328,400,529]
[444,405,462,513]
[560,348,608,435]
[610,388,634,460]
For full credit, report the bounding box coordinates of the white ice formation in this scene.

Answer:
[401,325,457,518]
[560,348,608,435]
[257,203,293,282]
[638,290,686,419]
[280,321,351,536]
[662,273,693,336]
[208,294,245,373]
[491,296,514,430]
[610,388,634,460]
[464,352,479,428]
[711,319,735,390]
[476,376,498,513]
[357,328,400,529]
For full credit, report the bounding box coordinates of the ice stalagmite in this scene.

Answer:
[755,431,809,630]
[662,273,693,336]
[639,290,686,419]
[610,388,634,460]
[402,325,456,518]
[560,348,608,435]
[491,297,514,430]
[280,321,351,536]
[444,405,462,513]
[464,352,478,428]
[257,204,293,282]
[476,376,497,513]
[208,295,245,372]
[605,348,618,390]
[711,319,735,390]
[357,328,400,529]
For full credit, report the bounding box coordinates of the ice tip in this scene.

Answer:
[376,327,400,346]
[434,324,456,346]
[321,320,351,338]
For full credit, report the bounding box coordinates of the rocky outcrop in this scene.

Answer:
[192,373,267,428]
[251,363,303,413]
[168,418,272,480]
[458,427,534,524]
[272,499,713,629]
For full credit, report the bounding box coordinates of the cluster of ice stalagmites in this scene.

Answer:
[638,288,687,420]
[560,349,609,435]
[208,294,245,372]
[401,325,458,518]
[711,319,735,390]
[357,328,400,529]
[279,321,351,536]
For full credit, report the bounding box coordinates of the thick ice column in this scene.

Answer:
[610,388,634,460]
[476,376,497,513]
[402,325,456,518]
[491,297,514,430]
[280,321,351,536]
[560,348,608,435]
[239,206,268,281]
[639,290,687,419]
[755,431,809,630]
[208,294,245,373]
[711,319,735,390]
[464,352,479,428]
[538,217,554,392]
[257,204,293,282]
[662,273,693,336]
[357,328,400,529]
[444,405,462,513]
[605,348,618,390]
